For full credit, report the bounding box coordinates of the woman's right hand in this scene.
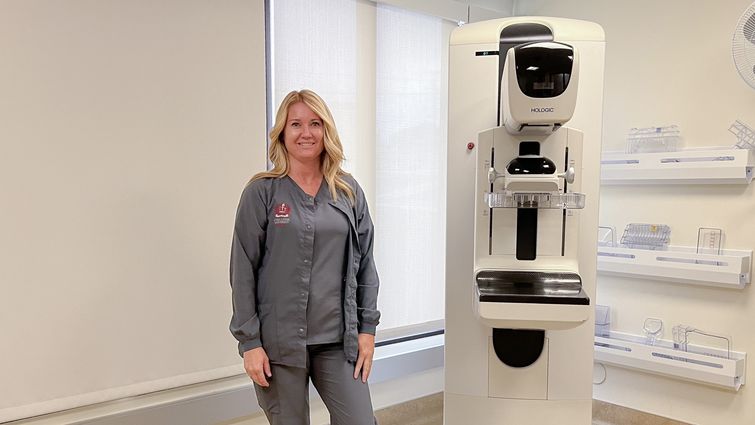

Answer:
[243,347,272,387]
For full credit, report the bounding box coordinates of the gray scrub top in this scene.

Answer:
[229,174,380,367]
[307,180,349,345]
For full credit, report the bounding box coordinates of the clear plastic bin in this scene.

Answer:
[620,223,671,250]
[729,120,755,150]
[626,125,681,153]
[696,227,723,255]
[598,226,616,247]
[643,318,663,346]
[484,192,585,209]
[595,305,610,337]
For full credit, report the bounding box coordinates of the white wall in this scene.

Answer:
[0,0,267,421]
[374,0,513,22]
[514,1,755,424]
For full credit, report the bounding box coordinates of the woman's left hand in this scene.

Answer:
[353,333,375,383]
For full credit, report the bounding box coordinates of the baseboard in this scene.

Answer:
[7,335,443,425]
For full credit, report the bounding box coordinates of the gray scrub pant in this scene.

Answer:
[253,343,377,425]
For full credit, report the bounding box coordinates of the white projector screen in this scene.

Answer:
[0,1,267,421]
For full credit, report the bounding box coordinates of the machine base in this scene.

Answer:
[443,393,592,425]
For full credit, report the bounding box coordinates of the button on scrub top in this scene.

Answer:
[297,178,349,344]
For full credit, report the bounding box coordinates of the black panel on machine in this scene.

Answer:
[514,41,574,98]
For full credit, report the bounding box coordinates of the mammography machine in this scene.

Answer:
[445,18,605,424]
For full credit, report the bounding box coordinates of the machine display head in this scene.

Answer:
[501,41,580,134]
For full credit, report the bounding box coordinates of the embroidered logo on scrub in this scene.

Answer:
[273,203,291,226]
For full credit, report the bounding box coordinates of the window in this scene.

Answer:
[374,4,448,329]
[269,0,453,331]
[269,0,357,168]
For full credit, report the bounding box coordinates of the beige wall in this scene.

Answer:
[373,0,513,22]
[0,0,267,421]
[514,1,755,424]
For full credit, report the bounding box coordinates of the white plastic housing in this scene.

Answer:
[476,297,589,330]
[504,174,561,192]
[445,16,605,425]
[502,43,580,134]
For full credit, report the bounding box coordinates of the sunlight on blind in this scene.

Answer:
[270,0,448,331]
[375,5,447,329]
[270,0,357,170]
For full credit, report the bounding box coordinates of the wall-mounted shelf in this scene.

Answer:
[601,148,754,185]
[594,332,746,391]
[597,245,752,289]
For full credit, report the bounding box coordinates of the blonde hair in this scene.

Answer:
[251,89,354,204]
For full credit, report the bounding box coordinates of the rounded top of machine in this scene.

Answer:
[450,16,605,45]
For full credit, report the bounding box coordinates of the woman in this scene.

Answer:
[229,89,380,425]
